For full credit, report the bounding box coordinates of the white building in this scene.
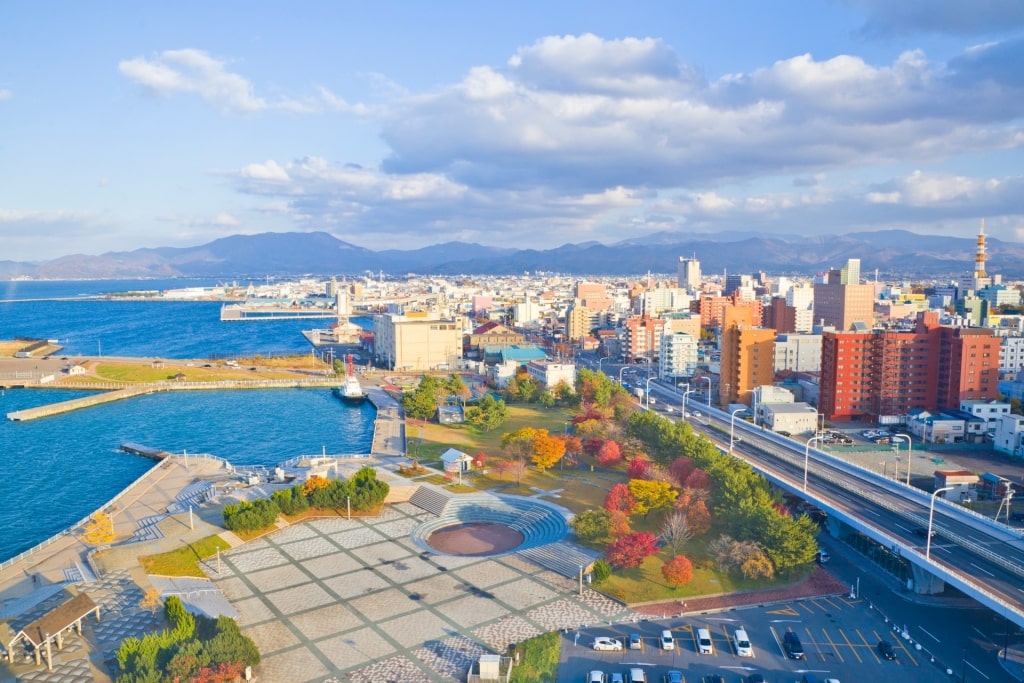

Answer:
[1000,335,1024,374]
[659,331,699,380]
[786,284,815,333]
[762,403,819,435]
[677,256,701,292]
[993,414,1024,457]
[525,360,576,391]
[773,334,823,373]
[960,400,1012,431]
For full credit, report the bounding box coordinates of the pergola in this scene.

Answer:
[7,593,100,670]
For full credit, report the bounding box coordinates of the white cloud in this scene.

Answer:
[0,89,11,101]
[240,160,290,182]
[0,208,92,223]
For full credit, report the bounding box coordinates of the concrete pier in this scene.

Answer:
[6,387,163,421]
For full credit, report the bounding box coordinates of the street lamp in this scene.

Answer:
[927,486,954,558]
[681,385,693,423]
[729,407,745,454]
[598,356,610,375]
[619,366,629,385]
[695,376,712,410]
[645,376,655,410]
[891,433,912,485]
[804,435,826,492]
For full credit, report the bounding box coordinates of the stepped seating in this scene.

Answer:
[410,494,569,556]
[130,514,166,543]
[518,542,601,579]
[167,480,213,514]
[409,485,453,516]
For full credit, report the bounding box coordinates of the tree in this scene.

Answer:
[82,511,116,545]
[626,457,653,480]
[605,531,659,569]
[628,479,677,517]
[502,427,538,484]
[608,510,632,538]
[538,390,555,408]
[472,451,487,469]
[684,468,712,492]
[659,510,693,555]
[494,459,514,480]
[591,558,612,583]
[531,430,566,471]
[686,499,711,537]
[603,483,636,514]
[741,550,775,580]
[139,588,163,615]
[570,509,610,542]
[669,457,696,487]
[402,375,446,420]
[446,373,470,405]
[595,440,623,467]
[661,555,694,587]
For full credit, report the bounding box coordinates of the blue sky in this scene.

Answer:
[1,0,1023,261]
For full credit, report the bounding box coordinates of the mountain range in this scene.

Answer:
[3,230,1021,280]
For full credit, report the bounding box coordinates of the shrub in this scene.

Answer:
[662,555,694,587]
[591,559,612,583]
[606,531,659,569]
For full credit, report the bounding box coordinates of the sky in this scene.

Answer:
[1,1,1023,262]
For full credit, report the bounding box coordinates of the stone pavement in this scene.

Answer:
[209,502,639,683]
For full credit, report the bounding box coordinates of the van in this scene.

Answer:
[660,629,675,650]
[696,627,713,655]
[733,628,753,657]
[628,668,647,683]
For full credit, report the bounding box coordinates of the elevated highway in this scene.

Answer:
[646,380,1024,629]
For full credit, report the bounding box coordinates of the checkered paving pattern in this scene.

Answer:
[211,502,641,682]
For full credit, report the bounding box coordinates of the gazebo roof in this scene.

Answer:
[16,593,98,647]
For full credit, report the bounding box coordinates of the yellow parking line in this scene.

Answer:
[798,601,816,614]
[822,628,845,664]
[819,596,845,611]
[838,628,863,663]
[857,629,881,663]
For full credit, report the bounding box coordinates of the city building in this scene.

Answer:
[718,306,776,407]
[773,333,823,373]
[623,314,667,363]
[677,256,701,292]
[659,331,699,380]
[373,314,463,371]
[993,414,1024,457]
[819,311,1000,422]
[812,259,875,331]
[761,403,819,435]
[526,360,576,391]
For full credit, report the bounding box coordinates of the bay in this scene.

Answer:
[0,280,377,562]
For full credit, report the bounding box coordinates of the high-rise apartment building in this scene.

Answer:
[813,259,874,331]
[820,311,1000,421]
[623,314,667,363]
[677,256,701,292]
[786,284,815,332]
[659,331,699,379]
[719,306,776,407]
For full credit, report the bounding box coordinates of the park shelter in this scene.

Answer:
[7,592,100,670]
[441,448,473,473]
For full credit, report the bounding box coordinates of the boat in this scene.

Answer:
[332,355,367,404]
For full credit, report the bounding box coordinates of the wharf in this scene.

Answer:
[120,442,171,461]
[220,303,338,321]
[6,387,162,421]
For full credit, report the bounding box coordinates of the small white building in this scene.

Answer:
[906,411,966,444]
[960,400,1011,431]
[64,364,87,376]
[762,402,819,435]
[993,414,1024,457]
[441,448,474,473]
[525,360,576,391]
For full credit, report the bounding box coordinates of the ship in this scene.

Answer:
[332,355,367,404]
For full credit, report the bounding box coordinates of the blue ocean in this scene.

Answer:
[0,280,376,561]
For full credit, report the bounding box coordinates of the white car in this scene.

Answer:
[592,637,623,652]
[733,628,753,657]
[660,629,675,651]
[588,671,607,683]
[691,410,702,418]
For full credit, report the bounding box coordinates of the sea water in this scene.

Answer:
[0,280,377,561]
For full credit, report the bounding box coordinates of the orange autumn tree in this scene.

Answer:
[532,431,566,471]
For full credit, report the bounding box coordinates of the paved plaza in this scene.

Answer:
[210,502,639,683]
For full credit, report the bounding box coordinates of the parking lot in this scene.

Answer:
[559,593,954,682]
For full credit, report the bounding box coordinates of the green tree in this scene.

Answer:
[591,558,612,582]
[401,375,445,420]
[570,509,611,542]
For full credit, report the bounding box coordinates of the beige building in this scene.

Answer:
[719,306,776,407]
[813,259,875,331]
[374,314,463,371]
[526,360,577,391]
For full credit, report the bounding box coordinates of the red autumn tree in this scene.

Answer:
[686,500,712,537]
[668,457,695,487]
[582,437,604,457]
[608,510,632,538]
[604,483,636,514]
[472,452,487,469]
[606,531,659,569]
[626,457,653,480]
[596,440,623,467]
[684,468,711,492]
[662,554,694,587]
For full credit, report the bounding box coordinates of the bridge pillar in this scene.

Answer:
[910,562,946,595]
[825,515,845,539]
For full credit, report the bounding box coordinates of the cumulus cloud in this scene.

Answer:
[843,0,1024,37]
[378,35,1024,195]
[118,49,373,115]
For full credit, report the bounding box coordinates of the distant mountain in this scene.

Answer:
[3,229,1023,280]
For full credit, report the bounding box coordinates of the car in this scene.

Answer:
[628,633,643,650]
[815,550,830,564]
[628,668,647,683]
[691,410,701,418]
[588,671,607,683]
[733,628,753,657]
[593,637,623,651]
[877,639,896,660]
[660,629,675,650]
[696,627,713,655]
[782,631,805,659]
[702,676,725,683]
[913,526,936,538]
[611,674,625,683]
[776,430,791,437]
[663,672,684,683]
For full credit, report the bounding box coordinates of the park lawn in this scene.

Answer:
[93,362,305,383]
[598,550,773,604]
[509,631,559,683]
[140,535,227,577]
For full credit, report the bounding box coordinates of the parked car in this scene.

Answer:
[628,633,643,650]
[663,671,684,683]
[696,627,714,655]
[733,628,753,657]
[589,671,608,683]
[877,639,897,660]
[660,629,675,651]
[611,673,625,683]
[628,668,647,683]
[783,631,805,659]
[593,637,623,651]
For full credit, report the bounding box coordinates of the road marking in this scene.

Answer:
[856,629,879,664]
[822,628,844,664]
[839,628,863,663]
[882,628,919,667]
[768,606,800,616]
[919,627,940,643]
[970,562,996,577]
[966,660,991,679]
[973,626,989,640]
[863,508,880,516]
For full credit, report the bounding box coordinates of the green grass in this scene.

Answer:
[510,631,559,683]
[598,551,773,604]
[140,535,227,577]
[409,404,576,461]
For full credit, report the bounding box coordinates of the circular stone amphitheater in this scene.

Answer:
[410,493,571,557]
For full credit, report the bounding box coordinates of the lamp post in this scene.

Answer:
[729,407,745,454]
[579,564,584,596]
[696,376,712,409]
[598,356,609,375]
[891,434,912,485]
[645,376,655,410]
[619,366,629,385]
[804,435,825,492]
[927,486,954,558]
[681,386,693,423]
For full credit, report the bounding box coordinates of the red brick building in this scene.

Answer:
[820,311,1000,422]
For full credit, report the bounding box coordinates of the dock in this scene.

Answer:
[221,303,339,321]
[120,442,171,461]
[6,387,164,421]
